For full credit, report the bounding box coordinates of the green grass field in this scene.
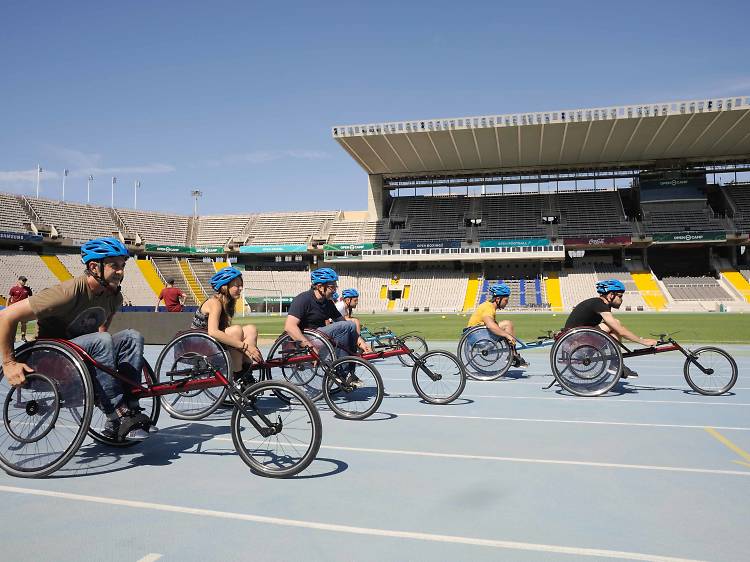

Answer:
[231,312,750,343]
[14,312,749,343]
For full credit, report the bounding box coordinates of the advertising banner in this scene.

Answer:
[145,244,224,254]
[239,244,308,254]
[652,231,726,243]
[399,240,461,250]
[564,235,632,246]
[0,230,43,242]
[479,238,551,248]
[323,243,380,251]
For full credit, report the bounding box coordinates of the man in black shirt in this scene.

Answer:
[565,279,657,377]
[285,267,372,362]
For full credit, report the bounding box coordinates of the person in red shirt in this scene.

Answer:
[8,276,32,342]
[155,278,186,312]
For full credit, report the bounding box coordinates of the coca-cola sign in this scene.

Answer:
[564,236,632,246]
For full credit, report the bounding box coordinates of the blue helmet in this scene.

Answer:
[81,237,129,264]
[210,267,243,291]
[331,292,339,301]
[489,283,511,298]
[310,267,338,285]
[342,288,359,299]
[596,279,626,294]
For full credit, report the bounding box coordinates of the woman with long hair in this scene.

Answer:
[192,266,262,378]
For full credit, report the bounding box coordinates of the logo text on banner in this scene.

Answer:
[239,244,308,254]
[564,236,632,246]
[652,231,726,243]
[323,243,380,251]
[479,238,551,248]
[0,230,43,243]
[399,240,461,250]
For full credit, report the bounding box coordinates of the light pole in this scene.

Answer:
[111,176,117,208]
[36,165,43,198]
[87,175,94,203]
[191,189,203,219]
[62,169,68,201]
[134,180,140,209]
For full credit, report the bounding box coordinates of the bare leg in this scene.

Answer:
[225,325,245,372]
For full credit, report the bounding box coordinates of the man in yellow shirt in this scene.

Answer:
[466,282,528,368]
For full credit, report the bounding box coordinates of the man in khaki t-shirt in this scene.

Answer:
[0,237,156,441]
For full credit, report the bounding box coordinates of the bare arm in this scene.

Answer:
[154,294,163,312]
[482,314,516,344]
[201,299,244,350]
[0,300,36,385]
[284,314,312,347]
[600,312,657,346]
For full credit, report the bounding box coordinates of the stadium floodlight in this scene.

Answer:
[111,176,117,208]
[87,175,94,203]
[62,169,68,201]
[36,164,43,198]
[191,189,203,218]
[134,180,141,209]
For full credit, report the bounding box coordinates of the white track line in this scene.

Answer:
[383,392,750,406]
[158,432,750,477]
[390,412,750,431]
[0,485,704,562]
[382,377,750,390]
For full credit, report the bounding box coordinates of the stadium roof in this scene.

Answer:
[333,96,750,179]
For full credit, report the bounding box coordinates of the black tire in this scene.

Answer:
[412,350,466,404]
[265,330,335,402]
[323,357,384,420]
[683,346,738,396]
[156,331,231,421]
[87,360,162,447]
[550,328,622,397]
[457,326,513,381]
[0,341,94,478]
[231,380,322,478]
[397,335,428,367]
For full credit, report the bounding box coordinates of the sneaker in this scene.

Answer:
[512,355,530,368]
[621,365,639,379]
[344,373,364,389]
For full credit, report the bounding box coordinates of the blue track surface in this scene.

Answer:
[2,343,749,561]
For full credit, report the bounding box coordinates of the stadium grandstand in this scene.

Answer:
[2,96,750,313]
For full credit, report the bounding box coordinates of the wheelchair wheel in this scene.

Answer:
[683,347,738,396]
[550,328,622,397]
[457,326,513,381]
[323,357,384,420]
[231,380,322,478]
[412,350,466,404]
[156,331,231,420]
[397,335,428,367]
[266,330,335,402]
[0,341,94,478]
[87,360,162,447]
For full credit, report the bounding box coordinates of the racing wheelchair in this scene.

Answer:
[548,328,738,397]
[457,326,554,381]
[0,333,322,478]
[265,329,465,407]
[360,326,428,368]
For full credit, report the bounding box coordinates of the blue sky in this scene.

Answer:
[1,0,748,215]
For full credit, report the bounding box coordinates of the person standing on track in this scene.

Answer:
[7,276,32,342]
[155,278,186,312]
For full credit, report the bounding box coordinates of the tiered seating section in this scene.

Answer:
[0,251,60,299]
[117,209,190,246]
[640,202,726,233]
[27,197,117,241]
[245,212,337,245]
[554,191,633,238]
[662,276,732,301]
[390,197,468,241]
[478,194,547,239]
[0,193,31,232]
[727,184,750,232]
[195,215,254,246]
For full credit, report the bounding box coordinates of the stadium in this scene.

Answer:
[2,96,750,318]
[3,94,750,562]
